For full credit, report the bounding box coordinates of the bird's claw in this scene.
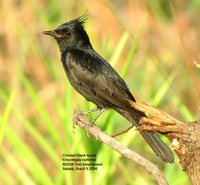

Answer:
[72,110,83,133]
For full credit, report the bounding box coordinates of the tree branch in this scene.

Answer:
[131,101,200,185]
[73,101,200,185]
[73,110,168,185]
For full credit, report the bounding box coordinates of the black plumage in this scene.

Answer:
[43,14,174,163]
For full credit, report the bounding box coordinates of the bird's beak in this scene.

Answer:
[42,30,57,37]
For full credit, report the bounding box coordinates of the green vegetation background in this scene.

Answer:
[0,0,199,184]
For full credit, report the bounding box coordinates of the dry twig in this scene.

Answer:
[73,101,200,185]
[131,101,200,185]
[73,110,168,185]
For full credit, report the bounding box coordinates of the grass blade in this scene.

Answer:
[0,91,15,146]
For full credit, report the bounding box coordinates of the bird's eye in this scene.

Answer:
[65,31,71,37]
[55,29,71,37]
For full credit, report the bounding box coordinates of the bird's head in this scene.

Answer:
[43,13,92,52]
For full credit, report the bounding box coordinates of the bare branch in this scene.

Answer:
[73,110,169,185]
[131,101,200,185]
[73,101,200,185]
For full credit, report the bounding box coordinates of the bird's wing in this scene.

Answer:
[66,49,135,108]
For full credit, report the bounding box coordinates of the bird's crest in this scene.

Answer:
[57,12,88,30]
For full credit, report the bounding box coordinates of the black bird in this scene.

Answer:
[43,14,174,163]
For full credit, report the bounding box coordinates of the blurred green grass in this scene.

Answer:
[0,0,199,185]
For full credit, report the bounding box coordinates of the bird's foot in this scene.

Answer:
[72,110,82,133]
[84,108,106,136]
[72,108,106,135]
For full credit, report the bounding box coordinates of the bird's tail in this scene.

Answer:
[114,107,174,163]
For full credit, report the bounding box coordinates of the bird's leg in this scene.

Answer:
[111,124,134,137]
[89,108,106,127]
[81,108,100,115]
[75,108,99,122]
[83,108,106,137]
[78,107,106,126]
[73,108,101,133]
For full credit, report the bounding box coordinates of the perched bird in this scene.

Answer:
[43,14,174,163]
